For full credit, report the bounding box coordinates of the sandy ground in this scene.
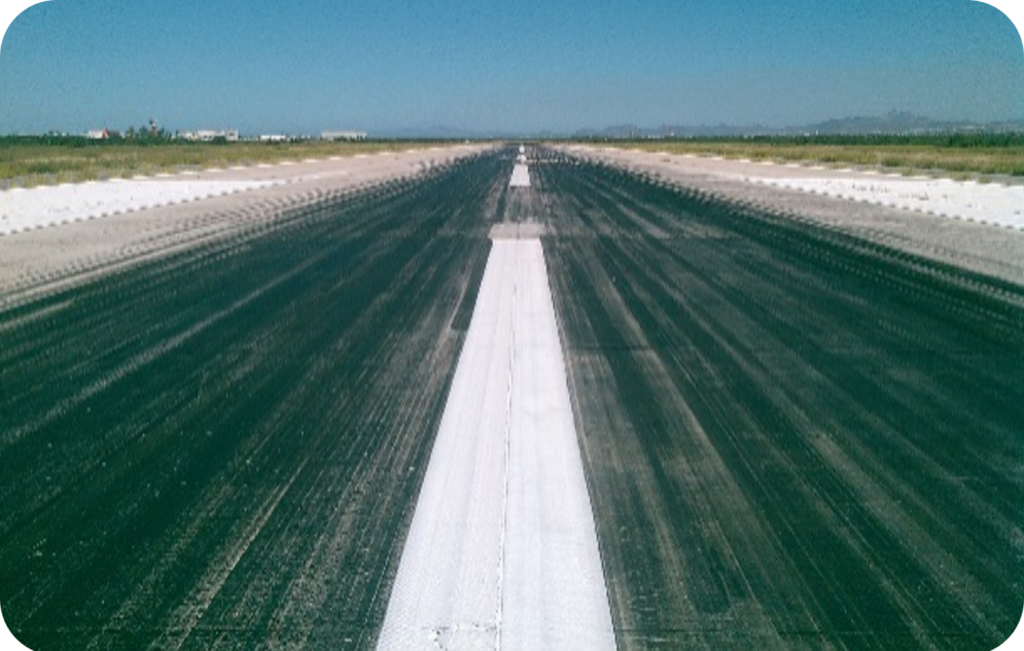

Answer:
[0,145,494,305]
[559,145,1024,286]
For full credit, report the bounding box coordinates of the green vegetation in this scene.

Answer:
[587,133,1024,178]
[7,133,1023,189]
[0,136,455,189]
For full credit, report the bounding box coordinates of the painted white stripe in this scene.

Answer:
[510,164,531,188]
[377,239,614,650]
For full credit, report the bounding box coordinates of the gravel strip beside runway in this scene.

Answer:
[0,145,494,306]
[0,179,278,235]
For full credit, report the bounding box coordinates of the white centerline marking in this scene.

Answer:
[509,164,531,188]
[377,239,614,650]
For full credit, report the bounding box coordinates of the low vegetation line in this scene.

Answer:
[575,134,1024,179]
[8,135,1023,189]
[0,138,461,189]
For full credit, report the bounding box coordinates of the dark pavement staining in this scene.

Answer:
[535,151,1023,650]
[2,147,1022,650]
[0,153,506,650]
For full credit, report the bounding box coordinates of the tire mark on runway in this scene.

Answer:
[0,151,507,649]
[538,150,1024,650]
[1,250,327,450]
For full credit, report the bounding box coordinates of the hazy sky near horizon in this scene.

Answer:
[0,0,1022,135]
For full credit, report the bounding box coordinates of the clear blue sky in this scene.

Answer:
[1,0,1022,136]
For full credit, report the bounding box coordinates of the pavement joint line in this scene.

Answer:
[495,248,517,651]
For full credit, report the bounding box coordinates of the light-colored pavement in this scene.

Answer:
[0,178,276,236]
[754,173,1024,230]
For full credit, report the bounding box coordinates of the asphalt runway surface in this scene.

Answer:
[535,151,1023,650]
[1,147,1022,650]
[0,154,502,649]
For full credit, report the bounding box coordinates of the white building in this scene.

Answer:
[86,128,119,139]
[179,129,239,142]
[322,130,367,141]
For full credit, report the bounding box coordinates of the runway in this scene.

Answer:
[378,236,613,650]
[1,146,1021,649]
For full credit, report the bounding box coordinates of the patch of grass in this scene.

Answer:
[583,134,1024,178]
[0,137,461,189]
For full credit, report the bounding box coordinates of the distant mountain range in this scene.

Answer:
[572,111,1024,139]
[368,111,1024,140]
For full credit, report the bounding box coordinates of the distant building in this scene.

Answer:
[258,134,289,142]
[86,128,120,140]
[179,129,239,142]
[322,130,367,141]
